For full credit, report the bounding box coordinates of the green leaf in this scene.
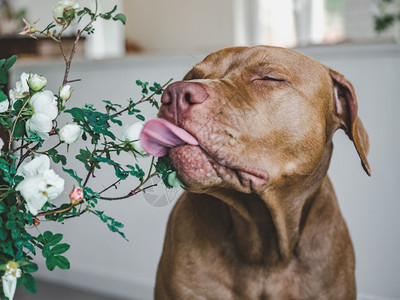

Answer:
[127,164,145,179]
[5,220,16,229]
[48,149,67,165]
[47,233,63,246]
[13,119,26,139]
[0,90,7,102]
[21,262,38,274]
[0,202,5,213]
[65,107,85,123]
[43,231,53,241]
[136,114,145,121]
[4,55,17,71]
[0,58,5,68]
[46,254,56,271]
[0,228,8,241]
[113,13,126,25]
[167,171,184,188]
[100,13,111,20]
[12,99,24,114]
[54,255,70,270]
[42,245,51,258]
[2,241,15,256]
[114,166,128,180]
[22,273,37,294]
[106,5,117,15]
[0,70,9,84]
[51,243,70,255]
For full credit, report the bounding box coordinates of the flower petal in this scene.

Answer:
[26,113,53,140]
[42,169,65,200]
[2,274,17,300]
[17,155,50,178]
[16,175,48,215]
[29,90,58,120]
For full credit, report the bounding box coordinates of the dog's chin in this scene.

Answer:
[168,145,269,194]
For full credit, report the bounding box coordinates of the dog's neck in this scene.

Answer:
[206,146,333,265]
[207,186,317,264]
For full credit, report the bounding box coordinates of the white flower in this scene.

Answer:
[58,123,83,144]
[17,155,50,178]
[16,156,65,215]
[53,0,80,24]
[122,122,147,156]
[28,74,47,92]
[59,85,73,101]
[26,90,58,140]
[15,175,49,215]
[29,90,58,120]
[42,169,65,199]
[26,113,53,140]
[2,262,21,300]
[9,72,29,103]
[0,98,9,113]
[0,137,4,152]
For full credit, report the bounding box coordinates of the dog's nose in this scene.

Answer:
[161,81,208,121]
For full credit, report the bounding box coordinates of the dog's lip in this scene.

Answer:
[184,141,269,187]
[156,117,269,187]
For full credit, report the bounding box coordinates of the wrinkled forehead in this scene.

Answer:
[185,46,328,81]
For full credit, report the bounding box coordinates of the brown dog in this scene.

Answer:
[149,46,371,299]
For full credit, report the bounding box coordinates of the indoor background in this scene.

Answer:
[1,0,399,299]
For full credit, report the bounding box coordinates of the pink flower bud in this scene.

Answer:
[69,186,84,204]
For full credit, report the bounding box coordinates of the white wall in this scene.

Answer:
[123,0,235,53]
[9,43,400,299]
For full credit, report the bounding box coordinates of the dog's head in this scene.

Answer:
[142,46,370,194]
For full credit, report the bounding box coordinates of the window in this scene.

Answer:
[257,0,345,47]
[235,0,398,48]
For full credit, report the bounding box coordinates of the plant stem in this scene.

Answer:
[98,183,158,201]
[36,142,62,154]
[16,143,40,169]
[61,0,98,86]
[8,97,30,149]
[36,204,76,217]
[99,178,122,194]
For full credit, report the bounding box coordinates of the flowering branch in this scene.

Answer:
[0,0,181,298]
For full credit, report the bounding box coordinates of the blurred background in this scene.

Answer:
[1,0,400,299]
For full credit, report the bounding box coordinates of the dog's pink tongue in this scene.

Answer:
[140,118,198,157]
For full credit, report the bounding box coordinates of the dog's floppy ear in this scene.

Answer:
[330,69,371,176]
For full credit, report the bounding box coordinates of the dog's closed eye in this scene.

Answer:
[252,75,287,84]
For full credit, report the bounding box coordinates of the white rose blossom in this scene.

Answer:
[53,0,80,24]
[15,155,65,215]
[0,98,9,113]
[29,90,58,120]
[17,155,50,178]
[122,122,147,156]
[26,90,59,139]
[28,74,47,92]
[26,113,53,140]
[58,123,83,144]
[1,262,21,300]
[59,85,73,101]
[9,72,29,103]
[0,137,4,152]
